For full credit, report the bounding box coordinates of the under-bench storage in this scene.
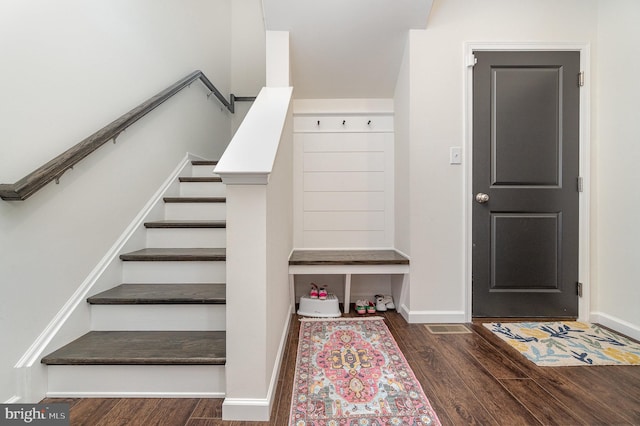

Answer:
[288,249,409,314]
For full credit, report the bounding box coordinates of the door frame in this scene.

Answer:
[463,42,591,322]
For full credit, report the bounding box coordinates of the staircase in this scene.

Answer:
[41,160,228,397]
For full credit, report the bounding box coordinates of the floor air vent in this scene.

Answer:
[424,324,471,334]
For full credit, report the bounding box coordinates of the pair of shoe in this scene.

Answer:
[310,283,328,300]
[375,295,395,311]
[355,300,376,315]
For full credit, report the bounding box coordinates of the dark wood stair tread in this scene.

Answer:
[191,160,218,166]
[88,284,226,305]
[119,248,226,261]
[144,220,226,229]
[41,331,225,365]
[163,197,225,203]
[178,177,222,183]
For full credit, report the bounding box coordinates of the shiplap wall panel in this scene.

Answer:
[304,212,385,231]
[303,133,386,152]
[303,172,386,192]
[304,152,385,172]
[303,231,387,248]
[294,111,393,248]
[304,192,385,211]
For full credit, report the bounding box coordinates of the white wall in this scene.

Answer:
[394,36,411,256]
[592,0,640,336]
[399,0,599,322]
[0,0,234,402]
[231,0,266,133]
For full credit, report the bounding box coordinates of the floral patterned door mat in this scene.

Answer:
[484,321,640,366]
[290,317,441,425]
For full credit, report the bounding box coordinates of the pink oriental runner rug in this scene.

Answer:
[289,317,441,426]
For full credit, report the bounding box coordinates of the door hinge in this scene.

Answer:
[467,53,477,67]
[577,282,583,297]
[578,71,585,87]
[577,176,583,192]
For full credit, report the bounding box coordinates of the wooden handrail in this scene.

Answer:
[0,70,255,201]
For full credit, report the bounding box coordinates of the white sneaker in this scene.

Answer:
[375,295,387,311]
[382,295,395,310]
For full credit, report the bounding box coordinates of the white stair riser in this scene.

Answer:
[47,365,225,397]
[164,203,226,220]
[91,305,226,331]
[146,228,226,248]
[191,165,218,177]
[180,182,226,197]
[122,261,226,283]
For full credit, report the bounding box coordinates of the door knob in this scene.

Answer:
[475,193,490,203]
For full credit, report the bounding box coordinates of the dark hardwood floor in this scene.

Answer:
[43,311,640,425]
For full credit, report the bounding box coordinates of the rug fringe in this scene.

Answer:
[299,316,385,322]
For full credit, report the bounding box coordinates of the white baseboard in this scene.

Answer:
[590,311,640,341]
[401,306,466,324]
[399,303,411,322]
[222,398,271,421]
[222,307,293,422]
[45,391,225,398]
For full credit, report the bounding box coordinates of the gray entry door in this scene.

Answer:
[472,51,580,318]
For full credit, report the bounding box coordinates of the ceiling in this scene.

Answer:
[262,0,433,99]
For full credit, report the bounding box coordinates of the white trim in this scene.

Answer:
[4,396,21,404]
[399,304,411,322]
[590,312,640,342]
[463,42,591,322]
[221,398,271,421]
[293,98,394,115]
[289,264,410,275]
[215,87,294,184]
[45,391,225,398]
[222,308,293,421]
[217,172,270,185]
[403,309,466,324]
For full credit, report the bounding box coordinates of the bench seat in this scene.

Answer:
[288,249,410,314]
[289,249,409,266]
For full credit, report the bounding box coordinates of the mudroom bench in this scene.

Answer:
[288,249,410,314]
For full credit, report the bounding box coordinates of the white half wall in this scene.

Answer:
[218,85,294,420]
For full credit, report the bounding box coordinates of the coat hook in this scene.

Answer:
[367,120,371,125]
[342,120,346,125]
[317,120,320,126]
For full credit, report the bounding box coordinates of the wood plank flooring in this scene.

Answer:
[42,311,640,425]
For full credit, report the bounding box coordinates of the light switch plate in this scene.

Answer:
[450,147,462,164]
